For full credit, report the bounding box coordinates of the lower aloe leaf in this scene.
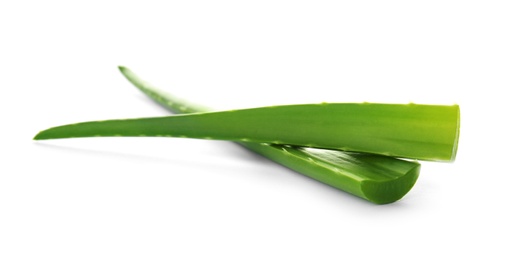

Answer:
[118,67,421,204]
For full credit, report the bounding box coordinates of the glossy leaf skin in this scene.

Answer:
[116,66,421,204]
[33,66,423,204]
[34,102,459,161]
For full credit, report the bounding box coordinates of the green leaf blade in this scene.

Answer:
[116,66,423,204]
[34,102,459,161]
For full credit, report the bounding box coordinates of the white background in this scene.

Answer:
[1,1,513,259]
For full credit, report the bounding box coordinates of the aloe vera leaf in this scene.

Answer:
[33,67,422,204]
[117,66,421,204]
[34,100,459,161]
[119,66,421,204]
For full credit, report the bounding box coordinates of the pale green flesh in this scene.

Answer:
[34,66,424,204]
